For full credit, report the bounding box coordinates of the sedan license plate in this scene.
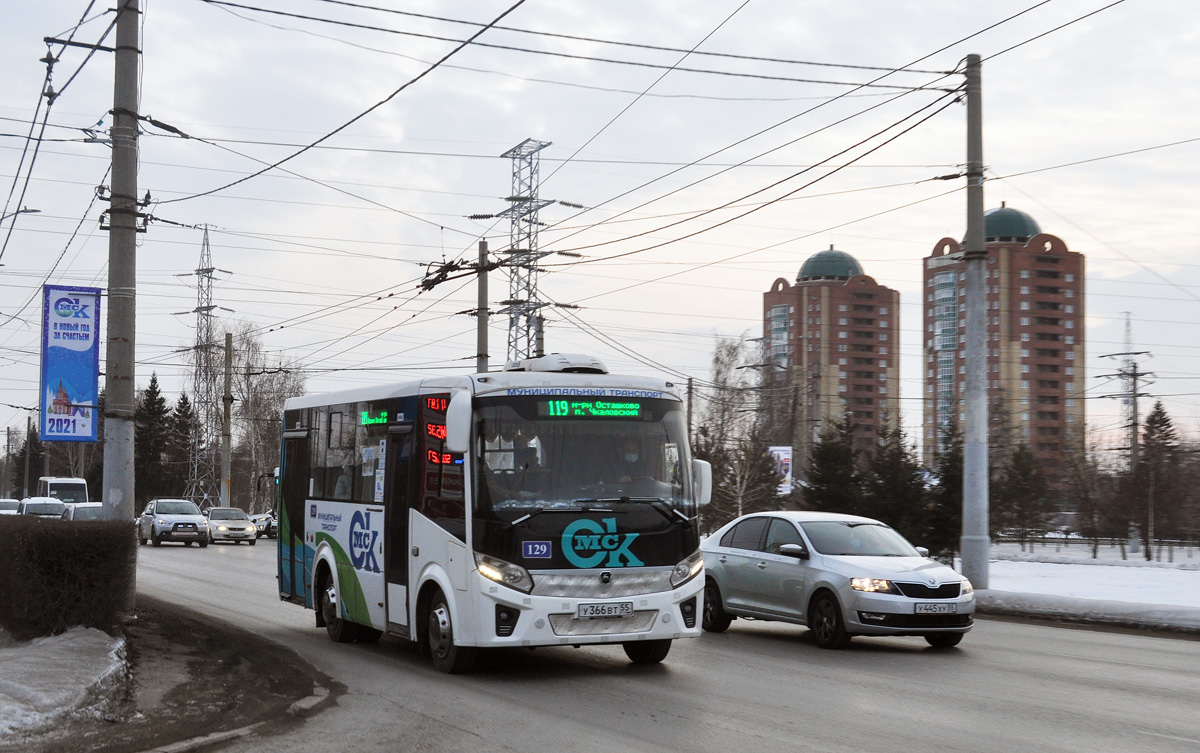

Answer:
[577,602,633,619]
[915,602,958,614]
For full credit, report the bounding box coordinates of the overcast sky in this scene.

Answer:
[2,0,1199,458]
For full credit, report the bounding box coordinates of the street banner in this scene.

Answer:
[768,445,793,496]
[41,285,101,442]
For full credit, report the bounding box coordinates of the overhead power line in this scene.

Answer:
[161,0,530,205]
[308,0,955,75]
[198,0,957,92]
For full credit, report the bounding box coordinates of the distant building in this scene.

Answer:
[763,246,901,467]
[921,204,1085,475]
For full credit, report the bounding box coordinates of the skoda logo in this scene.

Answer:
[561,517,643,568]
[928,578,936,585]
[600,571,612,584]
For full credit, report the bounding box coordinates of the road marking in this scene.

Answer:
[1139,730,1200,745]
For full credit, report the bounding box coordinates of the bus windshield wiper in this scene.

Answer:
[509,505,611,526]
[575,496,689,524]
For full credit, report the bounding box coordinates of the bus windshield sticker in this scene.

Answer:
[522,541,552,559]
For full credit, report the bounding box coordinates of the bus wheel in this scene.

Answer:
[427,591,475,674]
[319,573,359,643]
[623,639,671,665]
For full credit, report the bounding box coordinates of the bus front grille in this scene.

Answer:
[547,610,658,636]
[530,568,672,598]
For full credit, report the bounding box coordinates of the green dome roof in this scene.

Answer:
[985,204,1041,242]
[797,246,863,282]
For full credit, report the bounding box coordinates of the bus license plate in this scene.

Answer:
[915,603,957,614]
[577,602,633,619]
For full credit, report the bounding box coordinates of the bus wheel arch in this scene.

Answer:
[314,559,360,643]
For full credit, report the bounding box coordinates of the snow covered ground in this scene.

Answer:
[2,546,1199,739]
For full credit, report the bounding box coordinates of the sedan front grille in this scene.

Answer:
[894,582,961,599]
[858,612,973,628]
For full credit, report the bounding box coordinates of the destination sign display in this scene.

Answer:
[538,399,642,418]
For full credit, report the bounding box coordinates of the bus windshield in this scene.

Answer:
[474,395,693,516]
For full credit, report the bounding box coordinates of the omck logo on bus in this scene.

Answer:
[562,517,642,568]
[349,511,380,573]
[54,297,90,318]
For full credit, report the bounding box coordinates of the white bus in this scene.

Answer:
[277,354,711,673]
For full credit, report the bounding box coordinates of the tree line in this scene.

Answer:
[692,336,1199,561]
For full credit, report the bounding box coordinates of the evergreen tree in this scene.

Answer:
[164,392,196,498]
[992,444,1050,546]
[134,373,171,504]
[1137,401,1182,557]
[862,422,927,544]
[925,420,963,561]
[804,413,862,514]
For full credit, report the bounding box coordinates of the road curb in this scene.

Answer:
[139,723,264,753]
[287,684,333,717]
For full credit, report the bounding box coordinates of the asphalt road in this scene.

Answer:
[136,542,1200,753]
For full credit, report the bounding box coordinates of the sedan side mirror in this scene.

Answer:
[915,546,930,558]
[778,543,809,560]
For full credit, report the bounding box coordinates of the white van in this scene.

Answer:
[37,477,89,505]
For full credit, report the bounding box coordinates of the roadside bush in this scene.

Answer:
[0,516,136,640]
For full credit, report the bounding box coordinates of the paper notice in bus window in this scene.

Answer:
[378,440,386,470]
[362,446,376,476]
[375,469,385,503]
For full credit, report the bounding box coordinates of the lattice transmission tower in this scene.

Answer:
[183,226,221,506]
[497,138,554,365]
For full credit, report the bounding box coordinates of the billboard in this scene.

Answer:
[768,445,793,496]
[41,285,101,442]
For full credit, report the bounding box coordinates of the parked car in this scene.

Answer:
[138,498,209,547]
[249,512,276,539]
[702,511,975,649]
[62,502,105,521]
[18,497,67,518]
[205,507,257,545]
[0,498,19,515]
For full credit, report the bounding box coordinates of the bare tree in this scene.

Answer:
[227,322,306,512]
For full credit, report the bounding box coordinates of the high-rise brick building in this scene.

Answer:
[922,205,1085,475]
[763,247,900,466]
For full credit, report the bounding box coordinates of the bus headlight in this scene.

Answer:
[475,552,534,594]
[670,549,704,588]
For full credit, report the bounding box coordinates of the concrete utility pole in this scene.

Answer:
[221,332,233,506]
[101,0,139,537]
[476,239,489,374]
[24,415,33,498]
[960,54,990,589]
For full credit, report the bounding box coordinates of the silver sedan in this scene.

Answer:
[205,507,258,545]
[701,511,975,649]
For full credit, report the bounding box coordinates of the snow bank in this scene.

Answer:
[0,627,127,736]
[977,590,1200,633]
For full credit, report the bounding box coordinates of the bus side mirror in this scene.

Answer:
[445,389,472,455]
[692,459,712,506]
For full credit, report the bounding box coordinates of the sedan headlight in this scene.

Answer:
[244,525,255,532]
[960,578,974,595]
[851,577,896,593]
[670,549,704,588]
[474,552,534,593]
[156,518,165,525]
[217,525,227,531]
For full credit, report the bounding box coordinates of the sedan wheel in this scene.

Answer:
[925,633,964,648]
[702,581,733,633]
[808,593,851,649]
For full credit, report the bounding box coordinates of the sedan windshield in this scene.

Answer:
[800,521,919,557]
[209,508,247,520]
[474,395,694,516]
[25,502,65,516]
[156,500,201,515]
[71,506,105,520]
[0,501,17,512]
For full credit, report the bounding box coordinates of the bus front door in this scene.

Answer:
[384,427,414,631]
